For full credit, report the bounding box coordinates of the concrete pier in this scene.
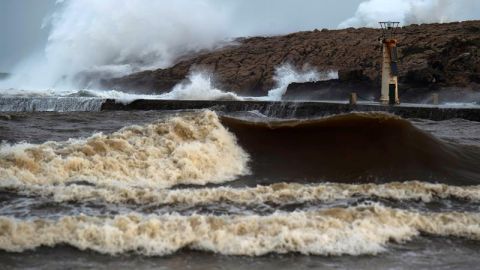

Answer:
[101,99,480,122]
[1,97,478,121]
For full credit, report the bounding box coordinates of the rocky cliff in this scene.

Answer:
[101,21,480,98]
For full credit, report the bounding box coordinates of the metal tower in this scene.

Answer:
[379,21,400,105]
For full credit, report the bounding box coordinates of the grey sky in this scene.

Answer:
[0,0,363,72]
[218,0,364,35]
[0,0,56,72]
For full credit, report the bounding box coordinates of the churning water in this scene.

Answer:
[0,109,480,269]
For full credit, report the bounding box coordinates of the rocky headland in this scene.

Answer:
[101,21,480,101]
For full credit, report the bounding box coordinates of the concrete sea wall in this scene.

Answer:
[101,99,480,121]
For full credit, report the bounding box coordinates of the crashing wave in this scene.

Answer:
[0,110,249,188]
[1,204,479,256]
[0,97,105,112]
[4,181,480,206]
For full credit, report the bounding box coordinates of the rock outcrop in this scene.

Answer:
[101,21,480,97]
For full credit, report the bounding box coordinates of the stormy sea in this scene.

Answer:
[0,99,480,269]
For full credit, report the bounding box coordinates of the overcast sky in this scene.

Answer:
[0,0,364,72]
[0,0,55,72]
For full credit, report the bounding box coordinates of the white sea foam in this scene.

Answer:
[266,64,337,100]
[5,181,480,206]
[158,73,244,101]
[1,205,479,256]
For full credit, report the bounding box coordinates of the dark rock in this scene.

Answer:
[284,78,377,101]
[338,69,371,82]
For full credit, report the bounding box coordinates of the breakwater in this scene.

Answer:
[0,97,479,121]
[101,99,480,121]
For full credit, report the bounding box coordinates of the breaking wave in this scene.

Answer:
[1,110,480,257]
[5,181,480,206]
[0,0,230,90]
[1,204,479,256]
[155,64,337,101]
[221,112,480,184]
[266,64,337,100]
[158,72,244,101]
[0,64,338,112]
[0,111,249,189]
[1,111,479,190]
[0,97,104,112]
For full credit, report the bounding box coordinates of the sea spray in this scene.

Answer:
[339,0,480,28]
[0,0,229,90]
[158,64,338,102]
[0,97,104,112]
[159,72,244,101]
[267,64,337,100]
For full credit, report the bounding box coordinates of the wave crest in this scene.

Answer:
[4,181,480,206]
[0,110,249,188]
[1,205,479,256]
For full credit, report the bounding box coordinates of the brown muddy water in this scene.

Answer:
[0,110,480,269]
